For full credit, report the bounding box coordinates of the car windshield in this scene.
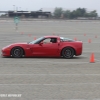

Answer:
[29,37,44,44]
[60,37,74,42]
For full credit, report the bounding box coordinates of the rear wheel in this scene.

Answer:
[62,47,74,59]
[11,47,23,58]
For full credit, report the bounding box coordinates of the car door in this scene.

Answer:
[31,38,60,57]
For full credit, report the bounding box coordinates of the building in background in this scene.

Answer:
[0,10,51,18]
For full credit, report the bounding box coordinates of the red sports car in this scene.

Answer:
[1,36,82,59]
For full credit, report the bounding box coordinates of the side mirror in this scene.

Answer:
[39,42,43,45]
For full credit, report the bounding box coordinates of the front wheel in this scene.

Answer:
[11,47,23,58]
[62,48,74,59]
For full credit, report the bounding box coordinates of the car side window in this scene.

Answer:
[42,38,51,44]
[50,38,57,43]
[42,38,57,44]
[60,39,63,42]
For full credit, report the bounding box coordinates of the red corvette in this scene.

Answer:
[1,36,82,59]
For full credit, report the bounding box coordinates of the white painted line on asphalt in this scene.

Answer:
[24,60,100,64]
[95,59,100,62]
[0,83,100,85]
[33,61,89,64]
[82,54,100,62]
[0,74,100,76]
[0,60,100,64]
[83,51,100,53]
[0,55,99,64]
[82,48,100,53]
[80,55,88,57]
[0,60,90,64]
[23,99,86,100]
[83,42,100,43]
[20,99,100,100]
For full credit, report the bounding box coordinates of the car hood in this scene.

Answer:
[4,42,28,48]
[11,42,28,45]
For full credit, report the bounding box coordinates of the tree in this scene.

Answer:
[63,10,71,19]
[53,7,63,18]
[75,8,86,17]
[70,10,77,19]
[84,10,98,17]
[53,7,98,19]
[89,10,98,17]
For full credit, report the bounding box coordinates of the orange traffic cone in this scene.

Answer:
[90,53,95,63]
[34,37,36,40]
[95,35,97,38]
[21,32,24,35]
[88,39,91,43]
[28,34,32,37]
[84,34,86,36]
[74,38,77,41]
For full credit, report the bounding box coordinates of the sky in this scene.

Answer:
[0,0,100,15]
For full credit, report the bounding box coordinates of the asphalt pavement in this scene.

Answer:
[0,19,100,100]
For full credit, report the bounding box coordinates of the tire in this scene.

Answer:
[11,47,23,58]
[62,47,74,59]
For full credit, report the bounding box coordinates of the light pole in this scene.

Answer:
[16,7,18,11]
[13,5,15,11]
[19,7,21,11]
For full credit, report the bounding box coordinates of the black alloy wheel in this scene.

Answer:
[62,48,74,59]
[11,47,23,58]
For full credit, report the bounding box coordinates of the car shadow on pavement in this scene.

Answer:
[1,55,87,60]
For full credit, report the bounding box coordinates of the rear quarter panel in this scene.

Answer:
[59,41,82,56]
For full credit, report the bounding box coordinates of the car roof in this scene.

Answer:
[44,35,60,38]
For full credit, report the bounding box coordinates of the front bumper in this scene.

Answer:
[1,48,11,57]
